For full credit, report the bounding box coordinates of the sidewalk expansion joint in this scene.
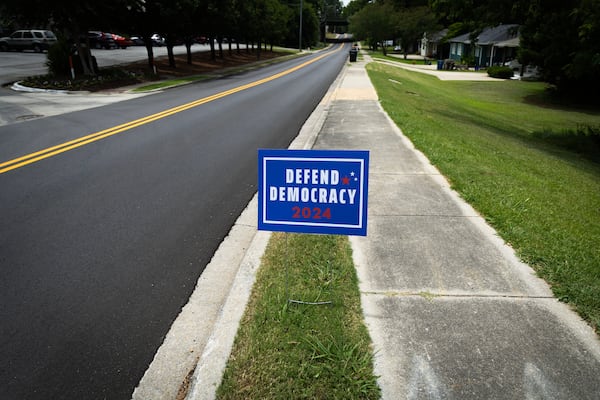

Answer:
[361,290,555,300]
[369,213,479,218]
[371,172,442,176]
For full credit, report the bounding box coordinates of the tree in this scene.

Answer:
[349,1,398,54]
[395,5,438,58]
[519,0,600,97]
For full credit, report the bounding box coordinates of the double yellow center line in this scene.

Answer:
[0,46,342,175]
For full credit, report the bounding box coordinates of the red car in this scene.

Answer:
[110,33,133,49]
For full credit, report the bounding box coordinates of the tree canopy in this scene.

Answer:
[0,0,343,74]
[349,0,437,55]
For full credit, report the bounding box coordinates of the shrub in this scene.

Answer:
[487,66,514,79]
[46,38,72,77]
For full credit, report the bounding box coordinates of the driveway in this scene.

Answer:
[375,57,502,81]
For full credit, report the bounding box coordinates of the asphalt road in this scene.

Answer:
[0,43,350,399]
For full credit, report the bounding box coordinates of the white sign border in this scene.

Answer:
[261,156,367,230]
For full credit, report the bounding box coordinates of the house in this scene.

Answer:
[448,24,519,67]
[493,36,520,66]
[420,29,449,59]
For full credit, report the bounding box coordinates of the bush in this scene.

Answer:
[46,38,72,77]
[487,66,514,79]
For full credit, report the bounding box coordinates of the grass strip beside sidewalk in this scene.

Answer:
[217,233,380,399]
[367,62,600,332]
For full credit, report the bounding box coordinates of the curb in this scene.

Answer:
[11,81,90,94]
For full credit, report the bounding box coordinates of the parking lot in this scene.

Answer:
[0,43,212,85]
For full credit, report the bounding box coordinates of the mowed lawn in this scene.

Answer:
[367,62,600,332]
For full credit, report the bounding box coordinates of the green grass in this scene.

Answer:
[375,53,431,65]
[217,233,380,399]
[366,62,600,331]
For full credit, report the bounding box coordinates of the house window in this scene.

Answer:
[457,44,463,56]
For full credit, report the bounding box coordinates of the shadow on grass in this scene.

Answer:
[531,125,600,164]
[434,100,600,167]
[524,92,600,116]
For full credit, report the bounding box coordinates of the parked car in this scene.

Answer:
[194,36,209,44]
[0,29,57,52]
[130,35,145,45]
[87,31,115,49]
[503,59,521,72]
[109,33,133,49]
[150,33,165,46]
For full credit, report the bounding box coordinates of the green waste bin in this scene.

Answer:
[349,49,358,62]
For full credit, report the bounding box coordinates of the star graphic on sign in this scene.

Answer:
[342,176,350,185]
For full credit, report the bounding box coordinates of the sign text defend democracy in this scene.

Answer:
[269,168,357,205]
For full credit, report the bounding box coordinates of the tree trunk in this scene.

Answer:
[167,43,175,68]
[209,36,216,61]
[75,42,94,76]
[145,39,155,74]
[185,39,193,64]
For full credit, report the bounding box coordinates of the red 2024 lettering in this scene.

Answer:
[292,206,332,220]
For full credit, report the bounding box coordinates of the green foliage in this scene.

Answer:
[396,6,439,55]
[344,0,371,18]
[487,65,514,79]
[531,0,600,97]
[45,38,72,77]
[349,1,398,52]
[348,1,437,56]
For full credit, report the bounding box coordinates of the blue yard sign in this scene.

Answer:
[258,149,369,236]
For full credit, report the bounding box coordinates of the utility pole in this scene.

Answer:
[299,0,303,51]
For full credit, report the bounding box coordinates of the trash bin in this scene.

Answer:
[349,49,358,62]
[437,60,444,70]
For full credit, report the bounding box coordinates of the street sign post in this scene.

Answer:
[258,149,369,236]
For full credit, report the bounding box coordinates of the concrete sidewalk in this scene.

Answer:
[312,54,600,398]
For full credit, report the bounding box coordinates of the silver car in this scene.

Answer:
[0,29,57,52]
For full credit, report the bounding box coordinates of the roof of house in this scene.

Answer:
[424,29,448,42]
[494,36,520,48]
[448,24,519,45]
